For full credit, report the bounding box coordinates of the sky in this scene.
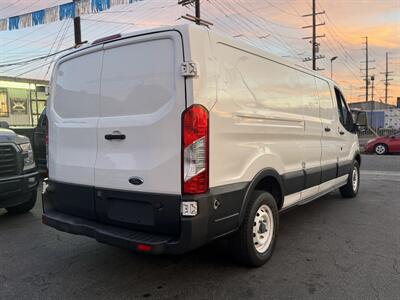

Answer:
[0,0,399,104]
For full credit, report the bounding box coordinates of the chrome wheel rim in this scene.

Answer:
[253,204,274,254]
[375,145,386,154]
[352,166,359,192]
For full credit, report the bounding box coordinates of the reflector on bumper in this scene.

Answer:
[181,201,198,217]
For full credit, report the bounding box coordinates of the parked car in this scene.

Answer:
[0,122,39,214]
[42,24,365,266]
[365,132,400,155]
[11,108,47,172]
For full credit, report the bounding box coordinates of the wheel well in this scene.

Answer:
[355,153,361,166]
[254,176,283,209]
[375,143,388,147]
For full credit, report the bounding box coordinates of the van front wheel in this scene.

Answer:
[230,191,279,267]
[340,161,360,198]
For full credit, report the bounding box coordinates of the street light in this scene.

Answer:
[330,56,338,79]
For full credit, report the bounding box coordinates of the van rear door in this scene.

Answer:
[95,31,186,195]
[50,46,103,187]
[94,31,186,234]
[49,47,103,219]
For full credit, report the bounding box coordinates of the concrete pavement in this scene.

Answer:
[0,154,399,299]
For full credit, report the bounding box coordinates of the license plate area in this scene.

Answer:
[108,198,154,226]
[95,188,181,236]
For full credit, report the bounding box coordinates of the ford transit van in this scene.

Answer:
[42,24,364,266]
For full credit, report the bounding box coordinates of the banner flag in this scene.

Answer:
[110,0,129,6]
[0,0,142,31]
[19,14,32,28]
[32,10,45,26]
[44,6,59,24]
[92,0,110,13]
[60,2,76,20]
[0,19,7,31]
[8,16,19,30]
[75,0,91,16]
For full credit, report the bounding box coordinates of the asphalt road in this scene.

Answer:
[1,154,399,300]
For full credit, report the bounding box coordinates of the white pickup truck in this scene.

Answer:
[0,122,38,214]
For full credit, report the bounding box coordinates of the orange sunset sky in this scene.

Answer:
[0,0,399,105]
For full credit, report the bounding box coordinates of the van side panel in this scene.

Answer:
[184,26,218,110]
[296,74,321,200]
[317,79,341,181]
[210,42,305,190]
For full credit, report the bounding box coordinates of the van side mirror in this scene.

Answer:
[354,111,368,127]
[0,121,9,129]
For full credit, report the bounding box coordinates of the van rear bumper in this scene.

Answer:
[42,200,212,255]
[42,181,247,254]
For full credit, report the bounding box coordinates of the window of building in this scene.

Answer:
[0,88,8,117]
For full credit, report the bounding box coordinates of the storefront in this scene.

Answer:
[0,76,49,127]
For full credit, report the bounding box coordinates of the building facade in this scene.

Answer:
[384,108,400,130]
[0,76,48,127]
[349,101,400,130]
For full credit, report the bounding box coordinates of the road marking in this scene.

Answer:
[361,170,400,177]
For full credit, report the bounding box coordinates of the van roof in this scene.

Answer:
[57,23,335,86]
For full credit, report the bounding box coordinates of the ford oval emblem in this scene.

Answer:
[129,177,144,186]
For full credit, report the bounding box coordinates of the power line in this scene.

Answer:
[0,46,75,68]
[44,18,72,79]
[6,0,42,18]
[260,0,301,17]
[0,0,22,12]
[214,0,306,61]
[1,1,180,77]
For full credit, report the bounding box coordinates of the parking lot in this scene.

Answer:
[1,154,399,299]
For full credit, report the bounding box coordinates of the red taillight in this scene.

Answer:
[45,115,49,171]
[182,104,209,195]
[137,244,152,252]
[45,116,48,146]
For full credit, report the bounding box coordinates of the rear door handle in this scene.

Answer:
[324,127,331,132]
[105,133,126,140]
[339,131,345,135]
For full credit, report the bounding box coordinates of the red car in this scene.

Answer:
[365,132,400,155]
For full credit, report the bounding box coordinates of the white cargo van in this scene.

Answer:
[42,24,366,266]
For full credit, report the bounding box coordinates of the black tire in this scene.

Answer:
[6,192,37,214]
[374,143,388,155]
[340,160,360,198]
[230,191,279,267]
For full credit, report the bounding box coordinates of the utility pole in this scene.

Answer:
[195,0,200,24]
[73,0,82,46]
[178,0,212,26]
[73,16,82,46]
[371,75,375,129]
[371,75,375,101]
[361,37,375,102]
[380,52,394,104]
[302,0,325,71]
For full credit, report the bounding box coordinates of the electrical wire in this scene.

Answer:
[0,0,22,12]
[216,0,307,63]
[0,46,74,67]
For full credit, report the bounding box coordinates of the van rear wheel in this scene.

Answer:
[230,191,279,267]
[340,161,360,198]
